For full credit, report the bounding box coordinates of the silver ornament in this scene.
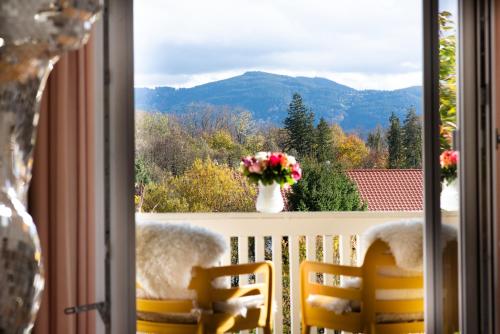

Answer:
[0,1,100,332]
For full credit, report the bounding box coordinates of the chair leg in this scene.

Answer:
[301,324,311,334]
[263,326,272,334]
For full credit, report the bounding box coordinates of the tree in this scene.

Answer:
[365,125,388,168]
[140,160,257,213]
[140,182,189,213]
[386,113,403,169]
[402,108,422,168]
[439,11,457,152]
[315,118,334,162]
[336,134,369,169]
[283,93,315,158]
[171,159,256,212]
[287,160,366,211]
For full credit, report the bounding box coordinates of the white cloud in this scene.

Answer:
[134,0,424,90]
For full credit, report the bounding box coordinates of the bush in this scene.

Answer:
[139,159,257,213]
[140,182,190,212]
[286,160,366,211]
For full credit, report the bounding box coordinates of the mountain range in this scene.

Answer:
[135,71,422,132]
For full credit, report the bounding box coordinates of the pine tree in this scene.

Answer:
[315,118,334,162]
[386,113,403,169]
[402,108,422,168]
[287,159,366,211]
[367,125,385,152]
[283,93,315,158]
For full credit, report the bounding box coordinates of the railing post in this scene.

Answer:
[305,236,318,334]
[255,236,265,334]
[339,234,351,266]
[323,235,334,334]
[289,236,300,334]
[272,235,284,334]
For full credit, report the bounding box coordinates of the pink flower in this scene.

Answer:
[248,163,262,174]
[450,151,458,165]
[241,156,252,167]
[440,150,457,168]
[291,163,302,181]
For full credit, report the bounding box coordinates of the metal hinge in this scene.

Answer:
[64,302,109,325]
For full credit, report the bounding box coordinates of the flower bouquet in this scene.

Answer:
[241,152,301,213]
[440,150,458,211]
[440,150,458,185]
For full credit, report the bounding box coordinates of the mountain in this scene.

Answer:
[135,71,422,132]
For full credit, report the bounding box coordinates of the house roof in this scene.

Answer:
[346,169,423,211]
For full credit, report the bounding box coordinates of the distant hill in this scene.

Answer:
[135,71,422,132]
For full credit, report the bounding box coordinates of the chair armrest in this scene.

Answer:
[192,261,274,280]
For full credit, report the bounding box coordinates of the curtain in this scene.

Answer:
[28,35,97,334]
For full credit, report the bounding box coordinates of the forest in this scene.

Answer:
[135,92,422,213]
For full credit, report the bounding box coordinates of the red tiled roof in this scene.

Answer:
[346,169,423,211]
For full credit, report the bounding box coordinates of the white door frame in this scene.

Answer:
[100,0,499,332]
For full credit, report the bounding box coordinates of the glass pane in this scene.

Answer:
[132,1,436,333]
[439,0,460,332]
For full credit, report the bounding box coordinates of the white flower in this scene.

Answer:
[255,151,270,161]
[288,155,296,165]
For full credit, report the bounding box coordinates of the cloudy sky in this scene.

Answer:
[134,0,452,90]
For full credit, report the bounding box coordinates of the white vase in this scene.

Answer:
[441,179,459,212]
[256,182,284,213]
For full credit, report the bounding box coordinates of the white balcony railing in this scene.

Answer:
[137,211,459,334]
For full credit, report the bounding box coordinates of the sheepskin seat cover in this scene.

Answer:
[359,219,457,272]
[308,220,457,323]
[136,222,227,300]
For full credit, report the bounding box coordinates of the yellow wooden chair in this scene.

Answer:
[300,239,458,334]
[136,297,202,334]
[137,261,274,334]
[190,261,274,334]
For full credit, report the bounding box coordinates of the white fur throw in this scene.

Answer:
[360,219,457,271]
[136,222,228,300]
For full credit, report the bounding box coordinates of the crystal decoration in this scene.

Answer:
[0,1,100,331]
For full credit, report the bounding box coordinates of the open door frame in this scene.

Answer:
[100,0,136,332]
[458,0,497,332]
[97,0,500,332]
[424,0,497,333]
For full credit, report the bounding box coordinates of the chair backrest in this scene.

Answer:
[300,261,364,333]
[362,239,424,334]
[190,261,274,333]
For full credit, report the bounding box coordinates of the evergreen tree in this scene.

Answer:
[287,160,366,211]
[367,125,386,152]
[402,108,422,168]
[315,118,334,162]
[283,93,315,158]
[386,113,403,169]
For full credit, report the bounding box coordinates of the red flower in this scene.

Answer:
[268,153,281,167]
